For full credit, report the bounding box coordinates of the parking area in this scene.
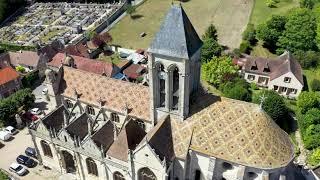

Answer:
[0,128,60,179]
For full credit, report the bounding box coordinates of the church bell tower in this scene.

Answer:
[148,4,203,123]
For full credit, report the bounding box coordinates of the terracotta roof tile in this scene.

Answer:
[60,66,150,120]
[0,67,20,85]
[48,53,119,77]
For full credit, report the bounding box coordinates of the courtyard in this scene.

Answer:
[0,2,123,46]
[109,0,254,49]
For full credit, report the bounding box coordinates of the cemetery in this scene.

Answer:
[0,2,124,46]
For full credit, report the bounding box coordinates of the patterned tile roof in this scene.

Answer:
[60,66,150,121]
[147,95,294,169]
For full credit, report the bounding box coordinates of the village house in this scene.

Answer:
[235,52,303,98]
[0,67,21,99]
[0,50,49,77]
[29,5,295,180]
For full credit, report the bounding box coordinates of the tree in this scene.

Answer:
[202,56,238,87]
[126,4,136,18]
[239,40,251,54]
[202,24,218,40]
[15,65,25,73]
[200,37,223,63]
[303,108,320,130]
[256,15,287,48]
[266,0,276,8]
[220,78,252,102]
[0,170,8,180]
[304,124,320,149]
[293,50,319,68]
[242,23,256,45]
[253,90,288,122]
[308,148,320,166]
[311,79,320,91]
[277,8,317,53]
[300,0,315,9]
[297,91,320,114]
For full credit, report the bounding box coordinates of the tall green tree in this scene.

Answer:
[253,90,288,123]
[297,91,320,114]
[202,56,238,86]
[277,8,317,53]
[220,78,252,102]
[293,50,320,68]
[200,37,223,63]
[242,23,256,45]
[202,24,218,40]
[256,15,287,48]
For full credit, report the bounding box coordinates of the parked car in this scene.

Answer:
[22,112,38,122]
[9,163,28,176]
[0,131,12,141]
[4,126,18,135]
[16,155,35,168]
[25,147,37,158]
[30,108,41,115]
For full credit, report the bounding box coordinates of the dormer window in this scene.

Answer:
[284,77,291,83]
[87,105,95,115]
[250,61,258,70]
[66,100,73,109]
[263,63,270,72]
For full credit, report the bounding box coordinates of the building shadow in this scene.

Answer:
[131,14,144,20]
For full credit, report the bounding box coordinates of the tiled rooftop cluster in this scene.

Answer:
[0,2,122,46]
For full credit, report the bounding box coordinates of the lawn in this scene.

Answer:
[250,41,277,58]
[109,0,254,50]
[250,0,299,25]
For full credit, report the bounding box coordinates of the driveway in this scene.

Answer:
[32,83,55,116]
[0,128,60,180]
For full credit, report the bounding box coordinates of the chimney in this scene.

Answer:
[63,110,69,127]
[113,123,117,141]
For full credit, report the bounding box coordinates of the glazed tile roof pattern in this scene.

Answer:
[60,66,150,120]
[148,95,294,169]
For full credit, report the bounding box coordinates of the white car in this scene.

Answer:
[30,108,41,115]
[9,163,28,176]
[0,131,12,141]
[4,126,18,135]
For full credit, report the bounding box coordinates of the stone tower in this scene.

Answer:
[148,5,203,122]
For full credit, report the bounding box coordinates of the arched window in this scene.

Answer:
[86,158,98,176]
[66,99,73,109]
[194,169,201,180]
[113,171,125,180]
[138,167,157,180]
[135,119,145,130]
[40,140,52,157]
[171,67,179,111]
[158,64,165,108]
[111,113,120,123]
[87,105,95,115]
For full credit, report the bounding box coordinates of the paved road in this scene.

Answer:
[0,128,60,180]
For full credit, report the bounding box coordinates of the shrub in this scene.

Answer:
[293,50,319,69]
[242,23,256,45]
[308,148,320,166]
[202,24,218,40]
[297,91,320,114]
[250,83,259,90]
[253,90,288,122]
[21,70,39,88]
[300,0,315,9]
[15,65,25,73]
[201,37,223,63]
[0,170,8,180]
[232,48,241,58]
[266,0,276,7]
[302,108,320,130]
[239,40,251,54]
[311,79,320,91]
[220,78,252,102]
[304,124,320,149]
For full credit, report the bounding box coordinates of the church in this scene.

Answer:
[29,5,294,180]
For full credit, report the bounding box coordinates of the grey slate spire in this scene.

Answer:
[148,4,202,59]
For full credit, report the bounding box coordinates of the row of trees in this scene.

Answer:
[0,88,35,126]
[296,91,320,165]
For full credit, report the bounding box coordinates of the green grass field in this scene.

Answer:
[250,0,299,25]
[109,0,253,50]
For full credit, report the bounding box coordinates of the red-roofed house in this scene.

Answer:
[0,67,21,99]
[48,53,120,77]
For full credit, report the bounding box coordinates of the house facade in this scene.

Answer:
[29,5,295,180]
[239,52,303,98]
[0,67,21,99]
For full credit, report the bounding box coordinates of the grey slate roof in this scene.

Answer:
[42,105,68,132]
[148,5,202,59]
